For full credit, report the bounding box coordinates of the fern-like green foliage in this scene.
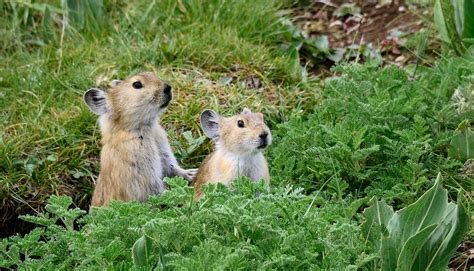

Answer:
[0,179,367,269]
[270,54,474,204]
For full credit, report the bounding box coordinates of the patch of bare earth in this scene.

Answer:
[291,0,429,75]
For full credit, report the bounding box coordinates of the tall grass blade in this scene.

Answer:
[463,0,474,46]
[434,0,463,54]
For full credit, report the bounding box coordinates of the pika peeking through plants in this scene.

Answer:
[192,108,272,199]
[83,72,197,207]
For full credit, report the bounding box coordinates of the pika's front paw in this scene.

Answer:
[181,168,198,182]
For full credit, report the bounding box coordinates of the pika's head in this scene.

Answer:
[83,72,172,128]
[200,108,272,155]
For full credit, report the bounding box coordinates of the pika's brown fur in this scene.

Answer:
[192,108,271,199]
[84,72,197,207]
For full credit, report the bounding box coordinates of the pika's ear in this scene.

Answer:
[84,88,107,115]
[241,107,251,114]
[200,110,220,139]
[111,80,123,87]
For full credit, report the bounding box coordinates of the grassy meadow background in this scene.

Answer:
[1,0,315,219]
[0,0,473,269]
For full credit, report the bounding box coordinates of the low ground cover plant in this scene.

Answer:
[1,0,473,269]
[2,56,472,269]
[270,54,474,205]
[0,176,468,269]
[1,179,367,269]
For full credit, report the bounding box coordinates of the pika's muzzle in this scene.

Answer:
[160,84,172,108]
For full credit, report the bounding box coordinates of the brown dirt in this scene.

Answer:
[292,0,429,71]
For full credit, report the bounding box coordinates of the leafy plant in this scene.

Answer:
[333,3,361,18]
[0,179,367,269]
[20,195,86,231]
[270,56,474,203]
[132,234,153,267]
[362,174,469,270]
[434,0,474,54]
[173,131,206,161]
[448,119,474,160]
[277,17,344,69]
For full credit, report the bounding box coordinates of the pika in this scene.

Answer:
[192,108,272,199]
[83,72,197,207]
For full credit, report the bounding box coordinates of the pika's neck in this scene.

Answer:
[99,113,160,143]
[214,144,262,163]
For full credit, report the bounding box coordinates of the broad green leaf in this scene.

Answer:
[333,3,361,17]
[327,48,344,63]
[311,35,329,51]
[380,174,469,271]
[396,224,437,271]
[132,235,153,267]
[288,46,300,69]
[433,0,451,42]
[463,0,474,45]
[448,126,474,160]
[434,0,463,54]
[287,46,305,80]
[362,198,394,251]
[452,0,464,38]
[413,202,469,271]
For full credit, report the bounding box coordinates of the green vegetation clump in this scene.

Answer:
[2,55,472,270]
[1,179,367,269]
[1,0,473,269]
[270,57,474,204]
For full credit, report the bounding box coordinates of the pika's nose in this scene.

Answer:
[164,84,172,95]
[259,132,268,140]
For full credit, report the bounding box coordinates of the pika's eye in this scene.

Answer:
[132,81,143,89]
[237,120,245,128]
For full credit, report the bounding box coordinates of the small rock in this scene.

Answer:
[461,159,473,177]
[218,76,234,86]
[329,20,343,28]
[95,74,110,87]
[395,55,405,62]
[244,76,262,89]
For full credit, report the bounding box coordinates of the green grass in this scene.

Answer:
[0,0,319,214]
[1,0,473,269]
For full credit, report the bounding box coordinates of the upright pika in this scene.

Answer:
[192,108,272,199]
[83,72,197,207]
